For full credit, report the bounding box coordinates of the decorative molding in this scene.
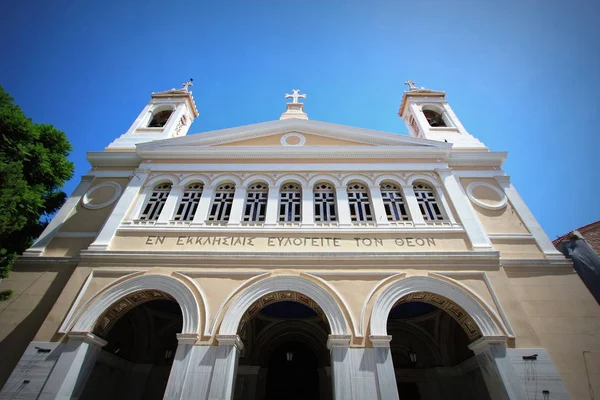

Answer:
[466,181,507,210]
[370,275,504,339]
[82,182,123,210]
[218,275,350,336]
[281,132,306,147]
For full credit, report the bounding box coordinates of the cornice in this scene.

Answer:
[447,151,507,167]
[135,145,451,160]
[87,151,142,167]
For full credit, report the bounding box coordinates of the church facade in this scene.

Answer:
[0,82,598,400]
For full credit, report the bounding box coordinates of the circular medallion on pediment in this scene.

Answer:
[281,132,306,147]
[466,181,507,210]
[82,181,123,210]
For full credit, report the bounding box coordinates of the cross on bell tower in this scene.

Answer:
[280,89,308,120]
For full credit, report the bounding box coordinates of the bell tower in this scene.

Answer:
[398,81,486,149]
[106,79,199,150]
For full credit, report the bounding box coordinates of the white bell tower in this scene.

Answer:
[398,81,486,149]
[106,79,199,150]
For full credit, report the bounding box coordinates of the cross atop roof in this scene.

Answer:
[285,89,306,104]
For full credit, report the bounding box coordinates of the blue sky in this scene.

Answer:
[1,0,598,239]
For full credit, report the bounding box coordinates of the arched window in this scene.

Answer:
[174,183,203,221]
[279,183,302,223]
[243,182,268,223]
[347,182,373,223]
[413,183,444,221]
[139,183,171,221]
[423,109,446,127]
[208,183,235,223]
[148,110,173,128]
[314,183,337,223]
[380,182,409,221]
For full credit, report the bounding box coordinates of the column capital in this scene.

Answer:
[369,335,392,348]
[176,333,199,344]
[270,185,281,190]
[468,336,507,354]
[68,331,107,347]
[216,334,244,351]
[327,334,351,349]
[334,185,347,191]
[434,167,454,178]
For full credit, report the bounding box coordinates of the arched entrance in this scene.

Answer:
[387,292,490,400]
[234,292,333,400]
[79,290,183,400]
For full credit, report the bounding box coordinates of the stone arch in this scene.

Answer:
[145,174,180,188]
[70,273,201,336]
[373,174,406,187]
[341,174,374,187]
[242,174,275,187]
[274,174,307,187]
[308,174,341,187]
[210,174,242,187]
[179,174,212,187]
[218,275,351,336]
[369,275,503,339]
[406,174,440,188]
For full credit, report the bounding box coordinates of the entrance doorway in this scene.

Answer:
[387,295,491,400]
[234,295,333,400]
[80,293,183,400]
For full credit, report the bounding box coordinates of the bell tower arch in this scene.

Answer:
[106,79,199,149]
[398,80,486,149]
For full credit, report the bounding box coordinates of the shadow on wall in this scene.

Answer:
[0,264,76,389]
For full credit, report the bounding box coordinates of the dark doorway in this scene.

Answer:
[397,382,421,400]
[80,298,182,400]
[265,341,320,400]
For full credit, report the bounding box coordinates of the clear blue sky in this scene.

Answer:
[1,0,598,239]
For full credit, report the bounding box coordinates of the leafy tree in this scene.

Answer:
[0,86,74,278]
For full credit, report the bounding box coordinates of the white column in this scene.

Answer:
[328,335,379,400]
[163,334,198,400]
[162,104,186,137]
[402,184,426,226]
[24,175,95,256]
[369,185,390,227]
[302,186,315,226]
[335,186,352,227]
[409,103,429,136]
[192,185,215,225]
[434,185,458,225]
[208,335,243,400]
[38,332,106,400]
[88,169,150,251]
[469,337,528,400]
[370,335,400,400]
[436,168,494,251]
[495,176,563,258]
[157,185,184,225]
[123,186,152,224]
[228,186,247,226]
[265,185,280,227]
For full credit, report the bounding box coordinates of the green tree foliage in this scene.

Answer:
[0,86,74,277]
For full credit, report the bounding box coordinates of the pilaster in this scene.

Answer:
[302,186,315,226]
[192,185,215,225]
[24,175,95,256]
[38,332,106,400]
[163,334,199,400]
[436,168,494,251]
[157,185,184,225]
[369,185,390,226]
[88,170,149,251]
[335,186,352,227]
[495,176,564,259]
[264,185,280,226]
[207,335,243,400]
[370,335,400,400]
[227,186,247,226]
[401,184,426,226]
[469,337,528,400]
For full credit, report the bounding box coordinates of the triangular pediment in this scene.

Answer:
[139,119,450,149]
